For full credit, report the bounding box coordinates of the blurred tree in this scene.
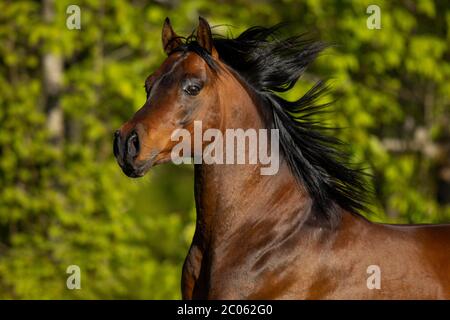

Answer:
[282,0,450,223]
[0,0,448,299]
[0,0,196,299]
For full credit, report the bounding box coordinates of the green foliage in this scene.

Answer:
[0,0,448,299]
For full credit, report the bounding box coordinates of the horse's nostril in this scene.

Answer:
[113,130,121,158]
[127,131,140,159]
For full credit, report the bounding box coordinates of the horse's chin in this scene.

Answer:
[125,171,146,178]
[121,165,148,178]
[121,152,174,178]
[121,157,154,178]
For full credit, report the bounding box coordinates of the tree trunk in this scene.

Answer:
[42,0,64,144]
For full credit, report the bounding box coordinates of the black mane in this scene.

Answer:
[173,24,371,225]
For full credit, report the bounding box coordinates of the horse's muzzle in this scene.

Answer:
[113,129,144,178]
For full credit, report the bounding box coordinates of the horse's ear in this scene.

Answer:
[162,17,182,55]
[196,17,218,58]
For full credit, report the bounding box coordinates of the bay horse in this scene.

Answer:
[113,17,450,299]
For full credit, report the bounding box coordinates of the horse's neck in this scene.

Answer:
[194,160,311,245]
[193,70,313,250]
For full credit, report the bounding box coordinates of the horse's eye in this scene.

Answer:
[184,84,201,96]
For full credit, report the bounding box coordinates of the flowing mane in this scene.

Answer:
[170,24,371,224]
